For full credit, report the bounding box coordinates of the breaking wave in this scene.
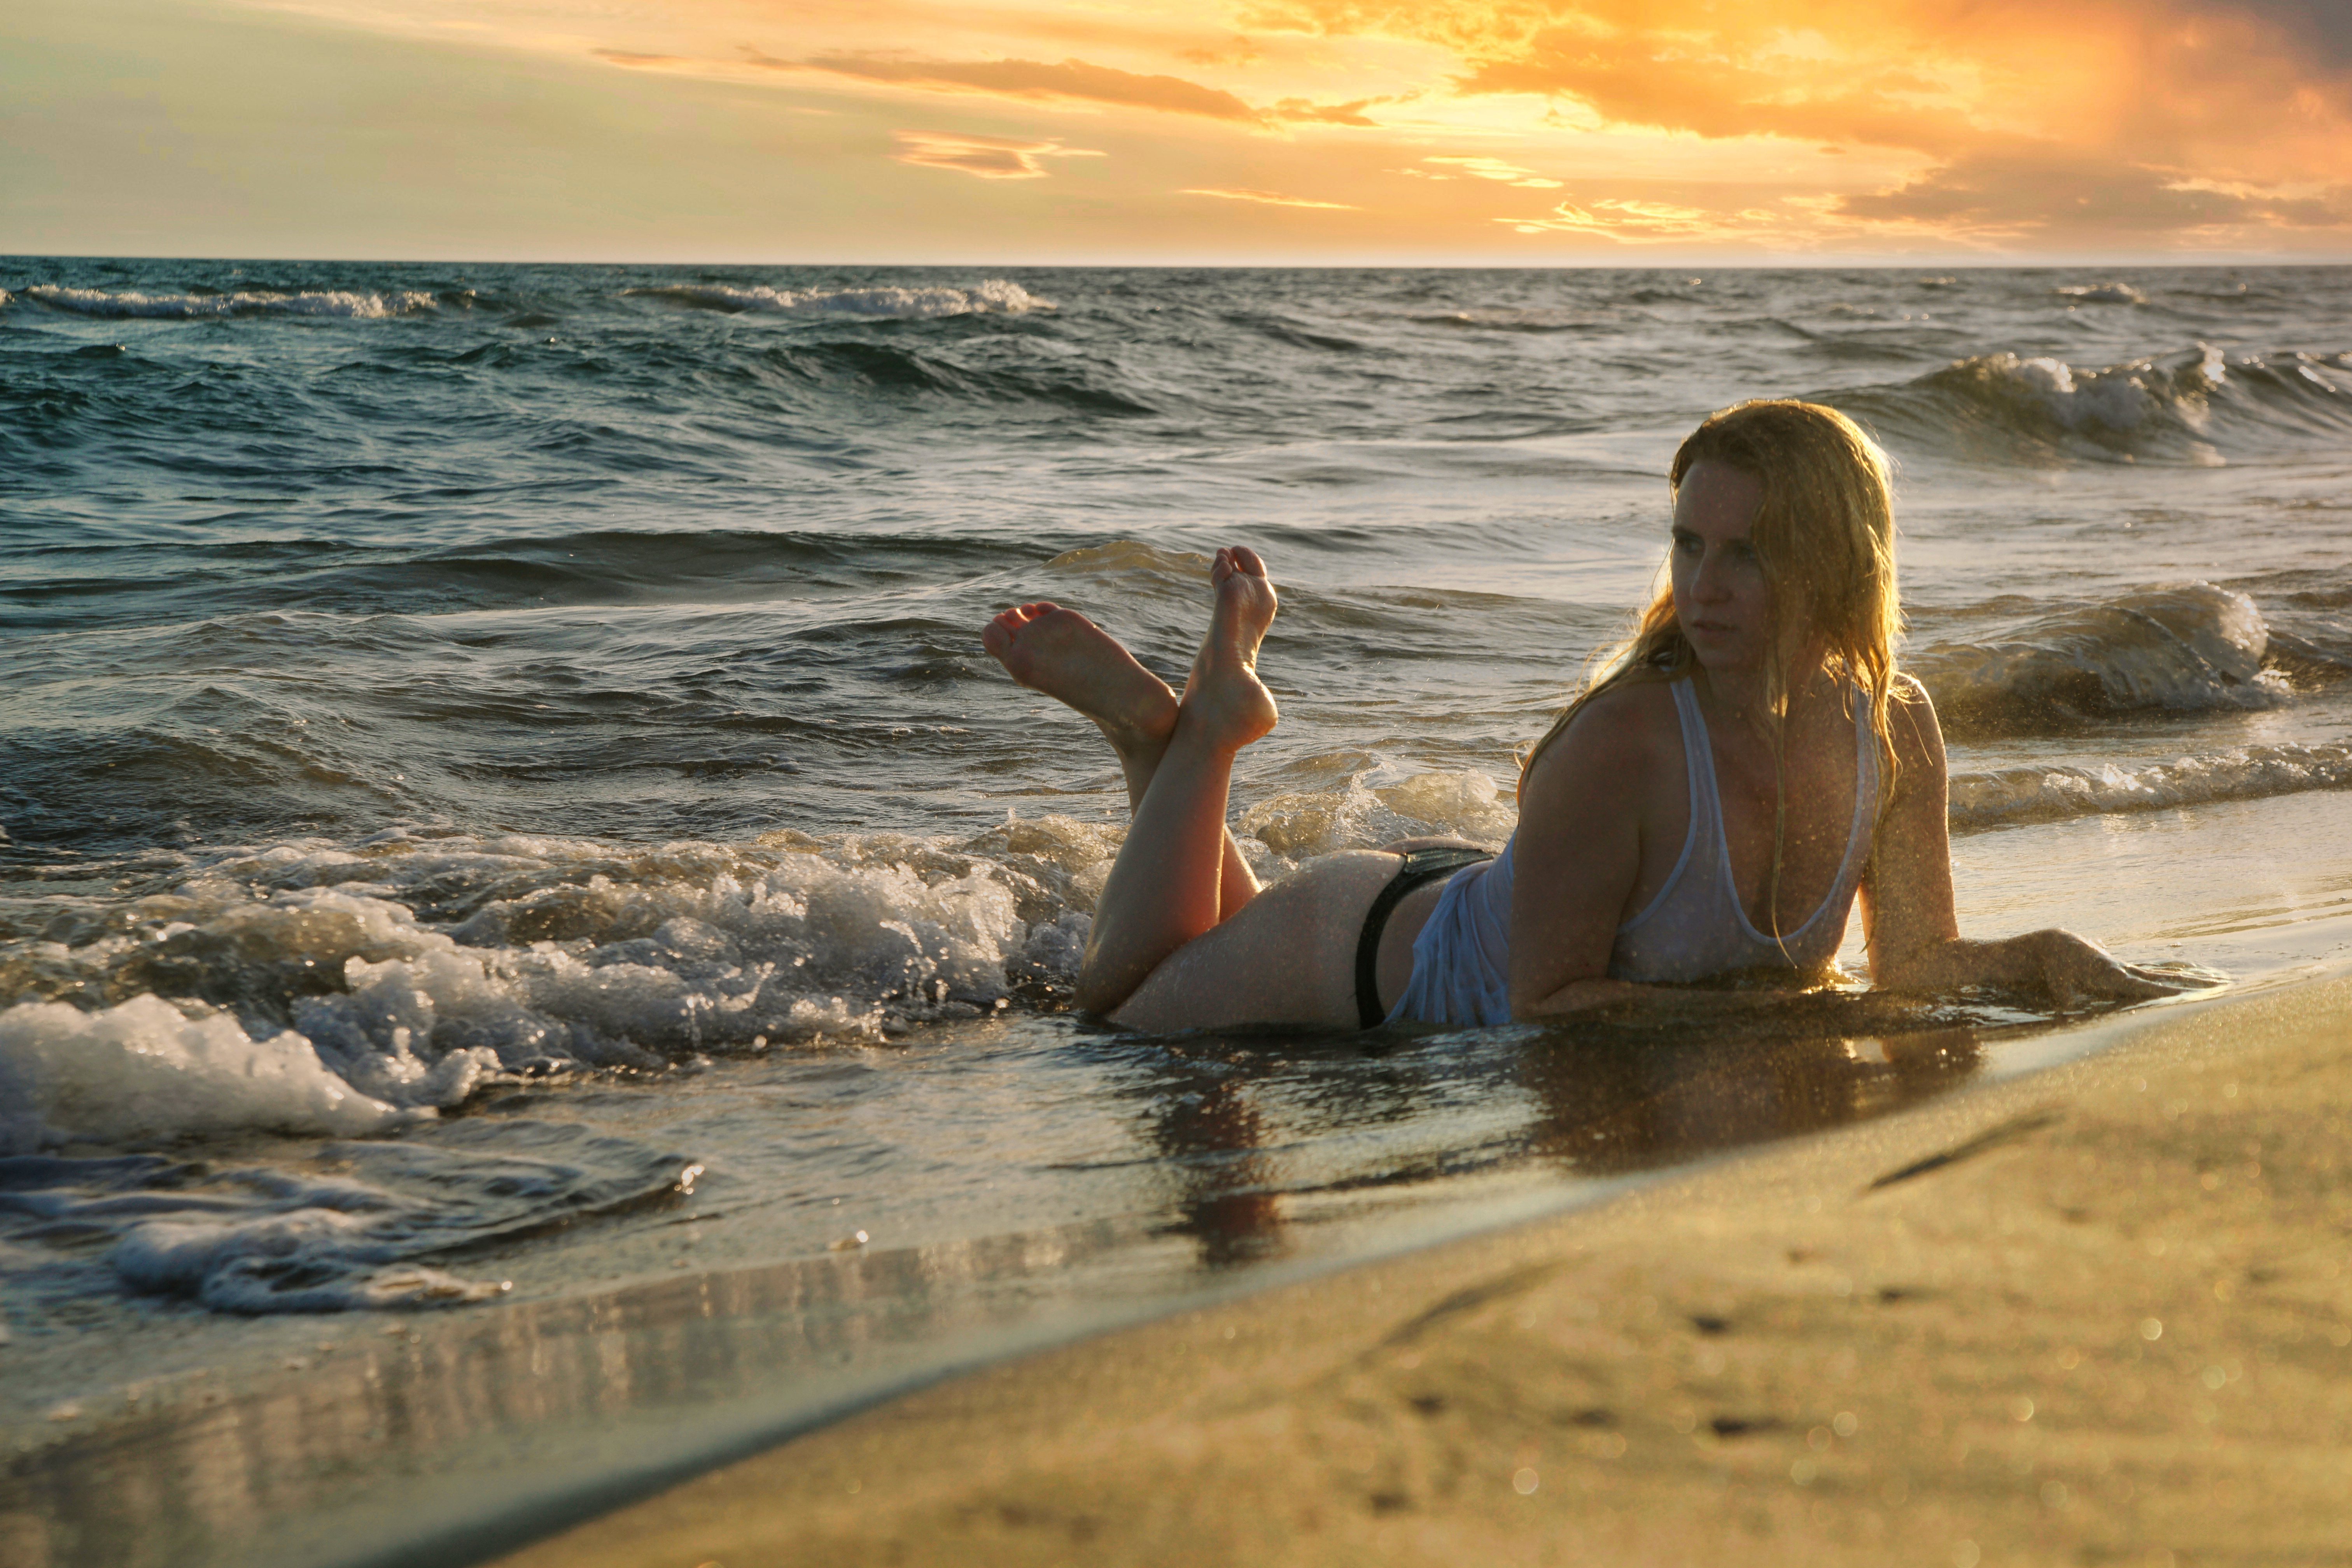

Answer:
[1838,343,2352,465]
[17,285,443,320]
[624,279,1052,319]
[1910,583,2292,736]
[1950,742,2352,834]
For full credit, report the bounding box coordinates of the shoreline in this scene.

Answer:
[492,972,2352,1567]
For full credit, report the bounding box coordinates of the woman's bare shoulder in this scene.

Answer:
[1526,679,1680,794]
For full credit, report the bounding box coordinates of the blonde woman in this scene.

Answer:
[982,400,2190,1031]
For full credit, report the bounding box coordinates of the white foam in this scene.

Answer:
[2,771,1524,1154]
[22,285,436,320]
[2055,282,2147,305]
[110,1210,505,1312]
[0,995,415,1154]
[626,280,1051,319]
[1239,768,1514,861]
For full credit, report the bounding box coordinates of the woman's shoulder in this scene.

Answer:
[1526,677,1683,791]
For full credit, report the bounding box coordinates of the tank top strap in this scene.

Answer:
[1669,677,1722,861]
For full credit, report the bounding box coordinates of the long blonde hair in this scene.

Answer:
[1520,400,1906,928]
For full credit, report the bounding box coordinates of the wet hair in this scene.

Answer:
[1519,399,1907,933]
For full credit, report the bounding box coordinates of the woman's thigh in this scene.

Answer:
[1107,850,1400,1033]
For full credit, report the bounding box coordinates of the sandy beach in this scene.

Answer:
[494,974,2352,1568]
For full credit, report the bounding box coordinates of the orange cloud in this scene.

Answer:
[768,51,1263,120]
[1183,187,1359,208]
[206,0,2352,257]
[1266,95,1406,125]
[593,49,690,68]
[1422,156,1563,188]
[1231,0,2352,245]
[1840,150,2352,236]
[892,130,1104,178]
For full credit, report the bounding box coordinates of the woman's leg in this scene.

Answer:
[982,599,1257,918]
[987,548,1409,1031]
[1073,546,1282,1014]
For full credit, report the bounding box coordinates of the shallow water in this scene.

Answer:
[4,259,2350,1567]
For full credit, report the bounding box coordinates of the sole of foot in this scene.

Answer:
[982,600,1178,747]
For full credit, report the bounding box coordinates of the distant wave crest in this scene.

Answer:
[1839,343,2352,465]
[2054,282,2148,305]
[21,284,439,320]
[626,279,1052,319]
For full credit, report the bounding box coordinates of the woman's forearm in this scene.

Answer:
[1871,933,2045,993]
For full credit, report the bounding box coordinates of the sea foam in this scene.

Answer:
[21,285,439,320]
[0,994,413,1155]
[624,279,1051,318]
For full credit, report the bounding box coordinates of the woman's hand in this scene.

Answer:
[1876,927,2222,1005]
[2014,928,2209,1006]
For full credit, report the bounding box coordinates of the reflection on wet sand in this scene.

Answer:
[1514,1012,1986,1176]
[1,1216,1169,1568]
[1118,993,1993,1268]
[5,993,2012,1568]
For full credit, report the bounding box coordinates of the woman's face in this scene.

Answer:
[1670,460,1783,675]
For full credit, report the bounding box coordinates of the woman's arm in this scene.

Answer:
[1507,687,1659,1018]
[1861,679,2189,1003]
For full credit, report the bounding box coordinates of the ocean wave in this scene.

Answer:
[625,279,1051,319]
[1839,343,2352,466]
[19,284,441,320]
[1950,742,2352,833]
[1911,583,2290,735]
[774,340,1156,414]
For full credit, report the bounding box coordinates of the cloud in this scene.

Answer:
[769,51,1263,121]
[1503,195,1781,242]
[1421,155,1562,188]
[593,49,691,68]
[1182,187,1359,208]
[1268,95,1391,126]
[893,130,1104,178]
[2220,0,2352,64]
[1839,150,2352,235]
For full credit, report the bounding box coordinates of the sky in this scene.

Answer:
[5,0,2351,264]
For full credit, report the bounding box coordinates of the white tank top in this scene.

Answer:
[1391,676,1880,1025]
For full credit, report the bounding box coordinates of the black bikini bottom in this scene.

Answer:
[1354,847,1495,1028]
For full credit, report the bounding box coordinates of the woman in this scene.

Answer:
[982,400,2191,1032]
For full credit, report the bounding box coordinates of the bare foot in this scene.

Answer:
[1176,547,1280,751]
[981,600,1178,751]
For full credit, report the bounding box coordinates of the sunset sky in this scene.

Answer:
[6,0,2350,263]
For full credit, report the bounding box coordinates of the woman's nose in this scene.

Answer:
[1690,551,1731,601]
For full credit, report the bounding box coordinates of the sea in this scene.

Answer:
[4,259,2350,1568]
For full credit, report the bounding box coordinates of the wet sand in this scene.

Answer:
[494,975,2352,1568]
